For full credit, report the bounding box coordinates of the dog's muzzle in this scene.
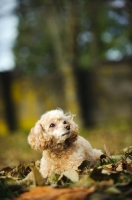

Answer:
[62,131,70,136]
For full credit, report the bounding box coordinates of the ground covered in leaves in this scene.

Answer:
[0,146,132,200]
[0,122,131,199]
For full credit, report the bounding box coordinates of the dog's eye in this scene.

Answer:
[49,123,55,128]
[63,121,67,124]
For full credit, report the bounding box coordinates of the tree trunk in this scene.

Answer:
[45,2,82,124]
[0,71,17,131]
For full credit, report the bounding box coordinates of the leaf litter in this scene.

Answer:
[0,146,132,200]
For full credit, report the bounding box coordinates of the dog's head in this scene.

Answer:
[28,109,78,151]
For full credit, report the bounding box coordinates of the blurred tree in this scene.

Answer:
[0,0,18,131]
[15,0,83,123]
[44,0,81,120]
[0,72,17,131]
[14,0,132,126]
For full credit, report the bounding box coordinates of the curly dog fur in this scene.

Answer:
[28,109,102,178]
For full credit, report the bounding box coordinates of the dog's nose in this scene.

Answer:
[66,125,70,130]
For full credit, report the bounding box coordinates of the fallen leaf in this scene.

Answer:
[96,179,114,191]
[78,160,91,171]
[75,175,95,187]
[29,163,44,186]
[16,186,95,200]
[58,169,79,183]
[105,186,121,194]
[103,144,111,157]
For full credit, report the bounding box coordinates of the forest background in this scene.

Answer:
[0,0,132,168]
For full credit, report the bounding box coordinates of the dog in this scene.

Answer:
[28,109,102,178]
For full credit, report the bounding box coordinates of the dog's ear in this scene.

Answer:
[28,122,52,151]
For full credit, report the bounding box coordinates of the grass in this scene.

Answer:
[0,131,41,170]
[80,120,132,154]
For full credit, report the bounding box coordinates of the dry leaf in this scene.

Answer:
[16,186,95,200]
[78,160,91,171]
[29,164,44,186]
[102,135,111,157]
[75,175,95,187]
[103,144,111,157]
[105,186,121,194]
[58,169,79,183]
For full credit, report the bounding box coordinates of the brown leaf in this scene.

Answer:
[16,186,95,200]
[78,160,91,171]
[103,144,111,157]
[10,163,31,179]
[102,135,111,157]
[96,179,114,191]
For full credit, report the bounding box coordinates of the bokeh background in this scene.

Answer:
[0,0,132,168]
